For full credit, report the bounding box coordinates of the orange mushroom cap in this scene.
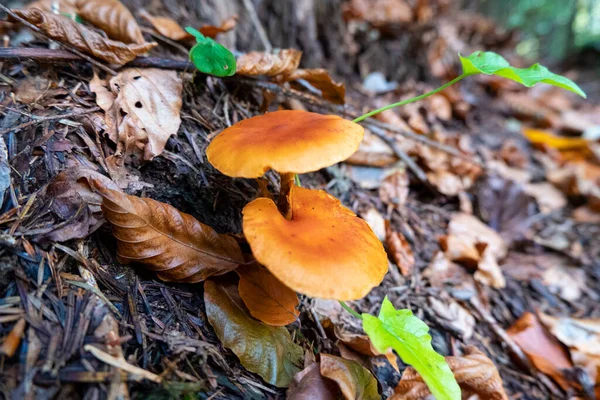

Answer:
[242,186,388,300]
[206,110,364,178]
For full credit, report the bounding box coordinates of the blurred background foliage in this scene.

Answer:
[477,0,600,63]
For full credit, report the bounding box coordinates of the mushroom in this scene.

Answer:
[242,185,388,300]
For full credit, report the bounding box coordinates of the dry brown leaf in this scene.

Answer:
[75,0,145,44]
[91,68,183,161]
[236,49,302,77]
[320,354,380,400]
[423,251,476,296]
[93,180,243,282]
[385,221,414,276]
[282,69,346,104]
[198,16,238,39]
[343,0,413,28]
[11,9,156,65]
[439,213,507,288]
[523,182,567,213]
[507,312,573,390]
[548,161,600,211]
[391,346,507,400]
[346,129,398,167]
[139,10,191,41]
[332,326,399,372]
[379,168,409,210]
[237,262,299,326]
[539,314,600,386]
[0,319,26,357]
[287,363,340,400]
[429,297,475,340]
[427,94,452,121]
[25,0,78,16]
[362,207,386,241]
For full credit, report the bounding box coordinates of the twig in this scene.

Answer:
[84,344,162,383]
[0,107,101,136]
[241,0,272,52]
[0,4,117,76]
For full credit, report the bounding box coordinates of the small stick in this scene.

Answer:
[0,4,117,75]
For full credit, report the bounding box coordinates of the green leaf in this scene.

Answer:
[186,27,236,77]
[204,280,303,387]
[459,51,586,98]
[362,297,461,400]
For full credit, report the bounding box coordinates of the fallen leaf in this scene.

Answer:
[93,181,243,282]
[319,354,380,400]
[237,262,299,326]
[539,314,600,386]
[281,68,346,104]
[506,312,573,390]
[345,129,398,167]
[287,363,340,400]
[391,346,508,400]
[343,0,413,29]
[423,251,476,296]
[362,207,386,242]
[26,0,78,16]
[204,280,303,387]
[236,49,302,76]
[429,297,475,340]
[198,16,237,39]
[332,325,399,371]
[523,127,590,153]
[75,0,146,44]
[385,221,414,276]
[11,9,156,65]
[523,182,567,213]
[439,213,507,288]
[548,161,600,211]
[378,168,409,211]
[362,298,461,400]
[427,94,452,121]
[91,68,183,161]
[498,139,529,169]
[139,10,191,41]
[0,319,26,357]
[426,170,465,197]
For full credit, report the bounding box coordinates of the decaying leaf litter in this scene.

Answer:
[0,0,599,399]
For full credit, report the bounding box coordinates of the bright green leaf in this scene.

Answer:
[204,280,303,387]
[362,297,460,400]
[186,27,236,77]
[459,51,586,98]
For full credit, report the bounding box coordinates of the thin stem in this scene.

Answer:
[339,301,362,320]
[294,174,302,187]
[352,75,467,123]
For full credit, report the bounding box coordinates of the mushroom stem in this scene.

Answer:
[277,172,295,220]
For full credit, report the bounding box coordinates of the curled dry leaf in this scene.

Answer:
[539,313,600,386]
[343,0,413,28]
[11,9,156,65]
[204,280,303,387]
[332,325,399,372]
[139,10,191,41]
[507,312,573,390]
[379,168,410,210]
[26,0,78,16]
[237,262,300,326]
[280,69,346,104]
[429,297,475,340]
[198,16,238,39]
[236,49,302,76]
[319,354,380,400]
[522,182,567,213]
[345,129,398,167]
[90,68,183,161]
[287,363,340,400]
[391,346,508,400]
[548,161,600,211]
[385,221,414,276]
[76,0,145,44]
[93,181,243,282]
[439,213,507,288]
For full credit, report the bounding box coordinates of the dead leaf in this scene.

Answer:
[26,0,78,16]
[385,221,414,276]
[332,326,399,372]
[91,68,183,161]
[319,354,380,400]
[198,16,238,39]
[0,319,26,357]
[539,314,600,386]
[204,280,304,387]
[439,213,507,288]
[237,262,299,326]
[427,94,452,121]
[523,182,567,213]
[75,0,146,44]
[346,128,398,167]
[498,139,529,169]
[342,0,413,28]
[423,251,476,296]
[288,363,340,400]
[93,181,243,282]
[236,49,302,76]
[523,127,591,159]
[379,168,409,210]
[281,69,346,104]
[362,208,386,242]
[507,312,573,390]
[548,161,600,211]
[11,9,156,65]
[139,10,191,41]
[429,297,475,340]
[391,346,508,400]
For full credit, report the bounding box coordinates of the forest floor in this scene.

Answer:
[0,0,600,399]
